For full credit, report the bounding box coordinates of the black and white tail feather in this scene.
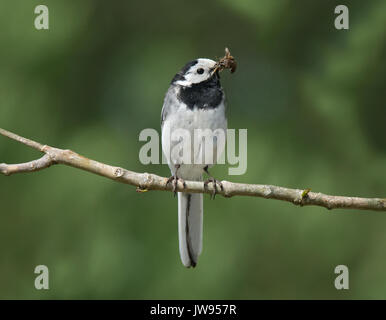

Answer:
[161,58,227,268]
[178,192,203,267]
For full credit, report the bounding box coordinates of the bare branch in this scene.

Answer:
[0,154,53,175]
[1,127,385,212]
[0,128,46,152]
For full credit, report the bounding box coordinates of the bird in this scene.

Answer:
[161,56,230,268]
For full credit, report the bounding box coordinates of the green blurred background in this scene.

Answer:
[0,0,385,299]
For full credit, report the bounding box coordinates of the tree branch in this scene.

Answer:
[0,127,385,212]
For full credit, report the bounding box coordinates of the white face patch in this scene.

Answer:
[175,58,217,87]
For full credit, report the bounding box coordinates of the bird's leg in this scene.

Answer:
[166,164,186,197]
[203,165,223,199]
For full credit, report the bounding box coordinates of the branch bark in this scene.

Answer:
[1,127,385,212]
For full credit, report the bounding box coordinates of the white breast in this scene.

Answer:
[161,100,227,180]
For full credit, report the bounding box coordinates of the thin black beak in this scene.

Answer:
[210,67,220,79]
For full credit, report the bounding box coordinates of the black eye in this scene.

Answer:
[197,68,204,74]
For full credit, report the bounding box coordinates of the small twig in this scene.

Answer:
[0,154,53,175]
[0,127,385,212]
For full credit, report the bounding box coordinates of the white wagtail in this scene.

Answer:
[161,50,235,267]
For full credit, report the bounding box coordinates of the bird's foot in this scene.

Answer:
[203,165,223,199]
[204,177,223,200]
[166,175,186,197]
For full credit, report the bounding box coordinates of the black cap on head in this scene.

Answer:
[171,60,198,84]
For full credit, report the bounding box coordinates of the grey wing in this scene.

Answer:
[161,103,168,129]
[161,87,172,129]
[161,85,180,129]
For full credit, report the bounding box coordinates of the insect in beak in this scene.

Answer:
[211,47,237,76]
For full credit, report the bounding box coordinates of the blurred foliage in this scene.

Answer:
[0,0,385,299]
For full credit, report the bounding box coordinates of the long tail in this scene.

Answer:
[177,192,203,268]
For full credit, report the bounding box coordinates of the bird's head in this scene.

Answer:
[171,58,219,87]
